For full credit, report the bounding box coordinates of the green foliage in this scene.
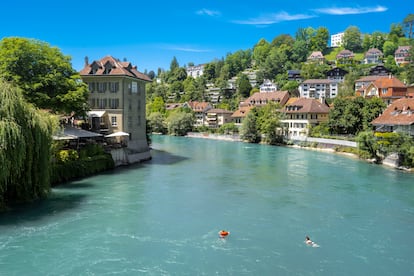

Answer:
[148,112,167,134]
[0,37,89,116]
[237,73,252,98]
[240,109,260,143]
[343,26,363,52]
[166,111,194,136]
[57,149,79,163]
[328,97,385,135]
[0,80,57,209]
[51,154,114,186]
[218,123,239,134]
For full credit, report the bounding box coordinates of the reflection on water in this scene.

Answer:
[1,135,414,275]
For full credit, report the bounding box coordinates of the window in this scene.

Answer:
[110,82,119,93]
[382,88,387,94]
[111,116,117,126]
[88,82,95,93]
[98,82,107,93]
[131,82,138,93]
[109,99,119,109]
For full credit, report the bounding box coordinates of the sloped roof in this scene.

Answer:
[355,76,382,82]
[231,106,254,118]
[80,56,151,82]
[372,76,406,89]
[365,48,383,56]
[245,91,289,106]
[372,98,414,126]
[308,51,324,59]
[283,98,330,114]
[207,108,233,114]
[187,101,211,112]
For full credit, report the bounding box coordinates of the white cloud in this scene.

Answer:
[314,5,387,15]
[232,11,315,26]
[196,8,221,17]
[160,44,211,53]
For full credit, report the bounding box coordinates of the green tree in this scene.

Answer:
[361,97,386,130]
[170,56,179,72]
[0,80,57,209]
[252,39,271,67]
[256,102,284,144]
[403,14,414,38]
[310,27,329,52]
[343,26,363,52]
[146,96,165,115]
[237,74,252,98]
[0,37,89,115]
[383,41,398,57]
[356,130,380,161]
[147,112,167,134]
[166,111,194,136]
[240,109,260,143]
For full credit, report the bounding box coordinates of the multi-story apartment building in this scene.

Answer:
[80,56,152,157]
[299,79,339,99]
[330,32,344,47]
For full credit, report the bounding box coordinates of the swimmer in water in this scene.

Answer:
[305,236,319,247]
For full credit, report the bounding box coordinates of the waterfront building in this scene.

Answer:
[80,56,152,160]
[205,109,233,128]
[187,101,212,127]
[371,97,414,136]
[281,98,330,138]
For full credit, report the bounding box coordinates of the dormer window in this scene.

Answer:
[89,62,101,75]
[104,61,113,74]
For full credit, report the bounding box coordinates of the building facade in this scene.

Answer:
[80,56,152,155]
[186,64,205,78]
[330,32,344,47]
[299,79,339,99]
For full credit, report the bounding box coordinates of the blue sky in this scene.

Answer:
[0,1,411,73]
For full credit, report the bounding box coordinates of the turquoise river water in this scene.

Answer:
[1,135,414,275]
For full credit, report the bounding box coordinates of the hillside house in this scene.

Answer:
[371,97,414,136]
[364,48,383,64]
[205,109,233,128]
[187,101,212,127]
[358,76,407,105]
[260,79,278,93]
[299,79,339,99]
[307,51,325,63]
[394,46,411,66]
[326,67,348,82]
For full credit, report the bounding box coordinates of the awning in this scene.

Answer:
[87,110,107,118]
[53,126,103,140]
[105,131,130,138]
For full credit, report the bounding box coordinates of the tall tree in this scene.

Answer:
[0,37,89,115]
[240,109,260,143]
[343,26,363,52]
[170,56,179,72]
[0,80,57,209]
[403,14,414,38]
[237,73,252,98]
[310,27,329,52]
[252,39,271,67]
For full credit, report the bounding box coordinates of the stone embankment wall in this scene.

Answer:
[110,148,151,167]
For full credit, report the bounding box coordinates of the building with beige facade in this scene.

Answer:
[80,56,152,161]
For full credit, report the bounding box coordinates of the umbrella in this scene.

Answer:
[105,131,130,138]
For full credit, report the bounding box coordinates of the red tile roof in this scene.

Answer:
[187,101,211,112]
[372,77,406,89]
[231,106,254,118]
[371,98,414,126]
[283,98,330,114]
[244,91,289,106]
[80,55,151,82]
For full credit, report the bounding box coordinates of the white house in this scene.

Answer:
[299,79,339,99]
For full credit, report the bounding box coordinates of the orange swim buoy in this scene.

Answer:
[219,230,229,237]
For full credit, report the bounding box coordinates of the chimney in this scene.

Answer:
[84,56,89,67]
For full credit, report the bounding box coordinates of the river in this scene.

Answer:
[1,135,414,275]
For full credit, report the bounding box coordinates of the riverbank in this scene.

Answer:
[185,132,413,172]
